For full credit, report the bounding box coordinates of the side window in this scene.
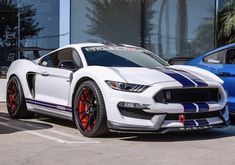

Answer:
[203,50,226,64]
[39,48,83,70]
[40,52,59,67]
[72,49,83,68]
[57,48,83,71]
[226,49,235,64]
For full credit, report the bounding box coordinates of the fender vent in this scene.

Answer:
[26,72,36,98]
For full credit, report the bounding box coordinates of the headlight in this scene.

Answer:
[105,80,149,93]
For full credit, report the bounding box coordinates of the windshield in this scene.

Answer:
[82,46,168,67]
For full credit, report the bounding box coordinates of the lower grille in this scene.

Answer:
[118,107,156,120]
[118,107,225,120]
[154,88,219,103]
[165,107,225,120]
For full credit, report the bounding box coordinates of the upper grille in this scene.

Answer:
[154,88,220,104]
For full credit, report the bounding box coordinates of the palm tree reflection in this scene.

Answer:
[218,0,235,46]
[86,0,157,46]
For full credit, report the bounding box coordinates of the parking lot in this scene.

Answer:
[1,103,235,165]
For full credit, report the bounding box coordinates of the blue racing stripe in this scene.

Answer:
[182,103,197,112]
[155,68,196,87]
[26,99,72,110]
[26,98,72,112]
[169,68,208,87]
[184,120,197,127]
[196,119,209,126]
[197,103,209,112]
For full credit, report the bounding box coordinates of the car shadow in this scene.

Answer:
[34,114,75,129]
[0,112,53,134]
[2,107,235,142]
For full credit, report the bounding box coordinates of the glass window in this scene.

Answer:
[82,46,167,67]
[71,0,141,46]
[40,48,82,70]
[40,52,59,68]
[203,51,226,64]
[71,49,83,68]
[0,0,60,78]
[19,0,59,49]
[144,0,215,59]
[217,0,235,46]
[57,49,81,69]
[226,49,235,64]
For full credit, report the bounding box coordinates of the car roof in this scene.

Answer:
[36,43,142,62]
[60,43,141,50]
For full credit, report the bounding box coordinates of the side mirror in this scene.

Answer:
[168,57,194,65]
[58,60,76,70]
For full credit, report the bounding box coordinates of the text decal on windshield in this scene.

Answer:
[84,46,138,52]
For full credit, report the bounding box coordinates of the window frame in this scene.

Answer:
[225,48,235,64]
[38,48,83,71]
[203,50,226,64]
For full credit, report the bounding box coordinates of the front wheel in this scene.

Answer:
[73,80,109,137]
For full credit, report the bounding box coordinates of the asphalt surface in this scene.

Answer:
[1,103,235,165]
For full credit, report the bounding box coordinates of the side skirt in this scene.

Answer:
[25,98,73,121]
[28,107,72,121]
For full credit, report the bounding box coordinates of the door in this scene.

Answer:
[35,65,72,106]
[34,48,80,108]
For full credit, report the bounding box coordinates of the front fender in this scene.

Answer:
[68,66,125,107]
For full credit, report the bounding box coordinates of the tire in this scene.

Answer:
[73,80,109,137]
[229,114,235,124]
[6,76,33,119]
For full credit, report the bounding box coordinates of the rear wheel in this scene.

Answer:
[7,76,32,118]
[73,80,108,137]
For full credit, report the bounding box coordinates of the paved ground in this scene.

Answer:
[1,103,235,165]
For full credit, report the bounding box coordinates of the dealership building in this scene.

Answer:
[0,0,234,101]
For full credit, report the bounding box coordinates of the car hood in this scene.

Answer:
[108,66,221,86]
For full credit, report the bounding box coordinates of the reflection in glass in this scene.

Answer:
[0,0,59,78]
[144,0,215,59]
[0,0,42,47]
[71,0,141,46]
[218,0,235,46]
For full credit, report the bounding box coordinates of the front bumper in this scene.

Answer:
[107,105,230,133]
[101,80,228,133]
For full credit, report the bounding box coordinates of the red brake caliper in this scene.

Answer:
[9,83,17,112]
[78,88,91,131]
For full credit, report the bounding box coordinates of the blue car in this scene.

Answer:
[186,43,235,115]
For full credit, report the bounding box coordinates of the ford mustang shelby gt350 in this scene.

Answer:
[6,43,229,137]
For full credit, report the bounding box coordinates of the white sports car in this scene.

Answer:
[6,43,229,137]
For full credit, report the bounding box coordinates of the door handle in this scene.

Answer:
[217,72,231,77]
[40,72,49,76]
